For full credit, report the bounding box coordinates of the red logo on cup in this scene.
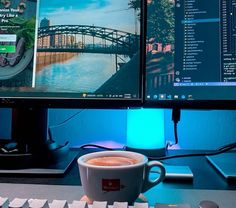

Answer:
[102,179,122,191]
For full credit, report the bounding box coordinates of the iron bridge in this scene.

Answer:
[37,25,139,56]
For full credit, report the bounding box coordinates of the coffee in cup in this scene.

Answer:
[86,156,138,166]
[77,151,165,204]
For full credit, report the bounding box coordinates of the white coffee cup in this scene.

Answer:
[77,150,165,204]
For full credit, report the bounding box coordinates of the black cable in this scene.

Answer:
[80,144,115,151]
[49,109,86,128]
[48,109,86,141]
[167,108,181,147]
[173,122,178,145]
[148,142,236,161]
[78,141,236,161]
[217,141,236,151]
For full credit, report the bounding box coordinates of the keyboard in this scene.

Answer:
[0,198,151,208]
[0,183,235,208]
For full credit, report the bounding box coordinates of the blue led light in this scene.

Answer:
[126,108,165,150]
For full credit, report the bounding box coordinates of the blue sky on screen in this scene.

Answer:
[39,0,108,10]
[38,0,139,34]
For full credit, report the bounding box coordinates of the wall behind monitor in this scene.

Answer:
[48,109,127,148]
[164,109,236,150]
[0,108,236,150]
[37,108,236,149]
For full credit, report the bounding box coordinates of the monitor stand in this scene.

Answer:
[0,108,77,175]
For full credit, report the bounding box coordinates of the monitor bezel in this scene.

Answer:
[0,97,142,108]
[0,0,144,109]
[143,100,236,110]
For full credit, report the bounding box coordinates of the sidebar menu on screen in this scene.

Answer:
[175,0,221,86]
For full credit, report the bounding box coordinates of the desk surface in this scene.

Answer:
[0,149,235,191]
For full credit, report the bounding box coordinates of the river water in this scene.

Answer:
[35,53,119,93]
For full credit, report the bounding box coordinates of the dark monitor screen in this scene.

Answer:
[0,0,142,108]
[145,0,236,109]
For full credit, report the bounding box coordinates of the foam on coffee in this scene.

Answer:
[86,156,138,166]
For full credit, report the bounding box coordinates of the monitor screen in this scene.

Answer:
[0,0,142,108]
[145,0,236,109]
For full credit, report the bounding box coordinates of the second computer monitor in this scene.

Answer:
[145,0,236,108]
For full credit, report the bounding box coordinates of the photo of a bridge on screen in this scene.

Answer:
[0,0,141,100]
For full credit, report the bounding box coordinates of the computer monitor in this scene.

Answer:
[144,0,236,109]
[144,0,236,180]
[0,0,143,168]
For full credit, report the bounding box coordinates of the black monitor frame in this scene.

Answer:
[143,99,236,110]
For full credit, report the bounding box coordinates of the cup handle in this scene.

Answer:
[141,160,166,193]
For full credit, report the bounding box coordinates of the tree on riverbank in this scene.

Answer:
[129,0,174,46]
